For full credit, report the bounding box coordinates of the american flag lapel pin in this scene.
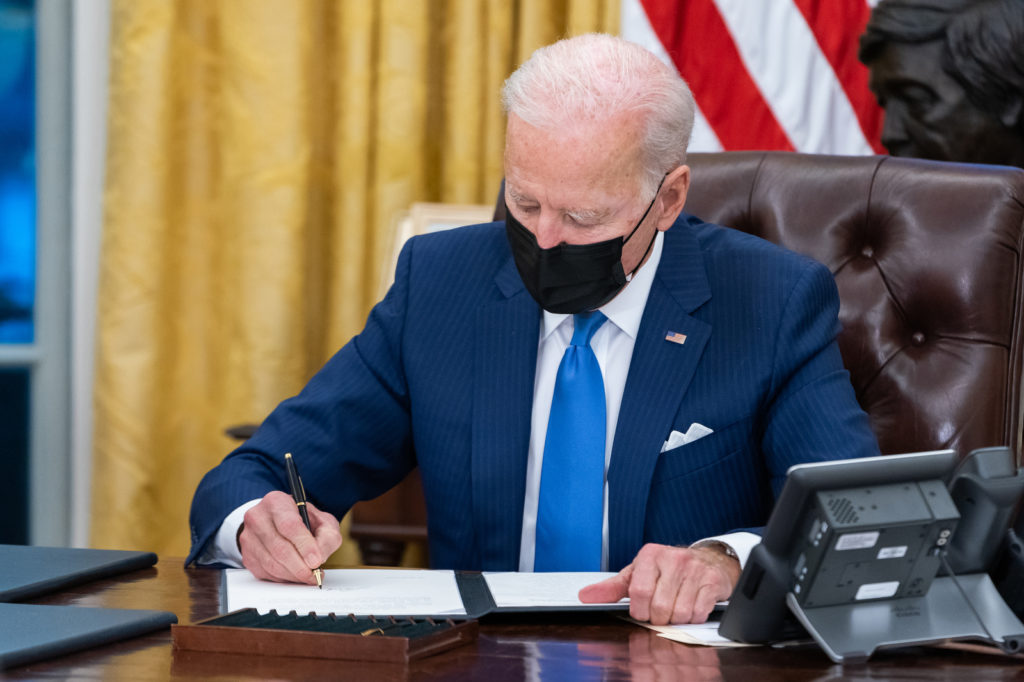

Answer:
[665,331,687,345]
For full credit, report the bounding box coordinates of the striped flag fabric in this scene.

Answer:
[621,0,886,155]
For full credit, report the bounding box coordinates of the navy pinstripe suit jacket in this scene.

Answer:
[187,213,880,570]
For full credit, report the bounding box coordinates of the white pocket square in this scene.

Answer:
[660,423,714,453]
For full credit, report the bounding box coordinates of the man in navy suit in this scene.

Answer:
[189,34,879,625]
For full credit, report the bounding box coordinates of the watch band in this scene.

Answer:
[689,539,739,562]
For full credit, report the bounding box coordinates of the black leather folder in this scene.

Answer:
[0,544,158,602]
[0,603,177,669]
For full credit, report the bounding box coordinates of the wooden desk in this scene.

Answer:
[6,557,1022,680]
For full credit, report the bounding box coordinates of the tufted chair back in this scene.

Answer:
[683,152,1024,463]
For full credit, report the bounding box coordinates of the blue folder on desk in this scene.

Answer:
[0,603,177,669]
[0,544,158,602]
[0,545,176,669]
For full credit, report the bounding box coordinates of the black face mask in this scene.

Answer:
[504,180,663,314]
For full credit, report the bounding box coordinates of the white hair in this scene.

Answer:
[502,33,696,195]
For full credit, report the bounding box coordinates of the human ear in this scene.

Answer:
[656,165,691,231]
[998,95,1023,129]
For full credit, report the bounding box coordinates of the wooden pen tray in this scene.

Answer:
[172,609,478,662]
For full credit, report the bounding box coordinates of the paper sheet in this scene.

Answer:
[632,618,757,648]
[483,571,628,608]
[224,568,467,616]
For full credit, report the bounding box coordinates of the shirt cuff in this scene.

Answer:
[195,499,262,568]
[693,531,761,569]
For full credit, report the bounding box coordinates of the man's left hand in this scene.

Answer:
[577,542,740,625]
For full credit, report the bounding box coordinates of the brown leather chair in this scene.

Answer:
[684,152,1024,461]
[352,151,1024,565]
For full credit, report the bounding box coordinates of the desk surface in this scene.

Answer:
[6,557,1022,680]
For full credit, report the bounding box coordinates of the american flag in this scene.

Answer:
[621,0,885,155]
[665,331,688,345]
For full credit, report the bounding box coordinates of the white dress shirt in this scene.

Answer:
[517,232,662,571]
[203,231,758,568]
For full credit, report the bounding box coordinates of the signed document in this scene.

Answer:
[224,569,627,617]
[225,569,467,616]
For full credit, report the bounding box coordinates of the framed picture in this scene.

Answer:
[380,202,495,296]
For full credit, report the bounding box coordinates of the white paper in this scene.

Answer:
[483,571,628,608]
[224,568,467,616]
[634,619,757,648]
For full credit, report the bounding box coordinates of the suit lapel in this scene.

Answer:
[471,256,539,570]
[608,221,713,570]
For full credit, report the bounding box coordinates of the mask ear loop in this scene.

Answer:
[623,173,668,282]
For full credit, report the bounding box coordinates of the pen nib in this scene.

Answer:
[314,568,323,589]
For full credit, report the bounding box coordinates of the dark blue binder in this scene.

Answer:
[0,603,177,669]
[0,544,158,602]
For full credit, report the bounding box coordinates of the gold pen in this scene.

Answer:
[284,452,324,588]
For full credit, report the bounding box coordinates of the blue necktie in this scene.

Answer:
[535,311,607,572]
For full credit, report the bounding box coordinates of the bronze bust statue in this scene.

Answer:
[859,0,1024,168]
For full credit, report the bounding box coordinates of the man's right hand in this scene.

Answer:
[238,490,343,584]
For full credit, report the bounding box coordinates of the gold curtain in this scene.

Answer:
[91,0,618,559]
